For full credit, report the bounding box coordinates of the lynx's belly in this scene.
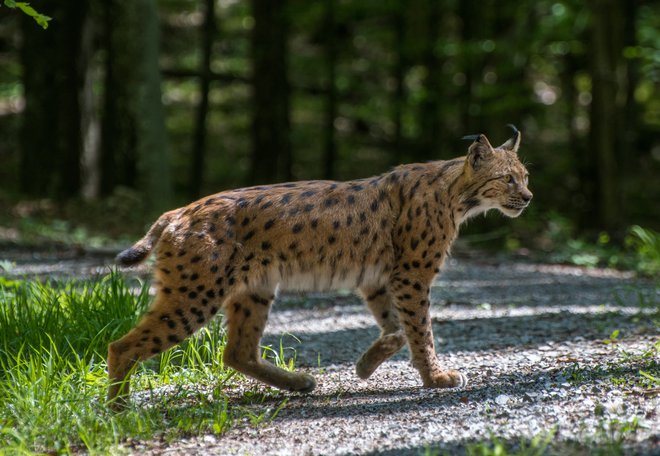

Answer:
[277,264,386,291]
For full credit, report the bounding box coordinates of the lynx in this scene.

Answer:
[107,128,532,408]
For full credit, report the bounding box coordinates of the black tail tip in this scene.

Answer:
[116,246,149,266]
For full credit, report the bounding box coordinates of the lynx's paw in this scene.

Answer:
[355,332,406,379]
[285,372,317,393]
[423,370,468,388]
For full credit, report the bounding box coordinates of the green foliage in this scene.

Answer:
[463,430,555,456]
[523,213,660,275]
[13,217,115,247]
[0,273,287,454]
[3,1,51,29]
[625,225,660,276]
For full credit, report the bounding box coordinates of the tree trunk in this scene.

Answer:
[190,0,216,199]
[250,0,291,184]
[417,0,442,160]
[619,0,640,204]
[457,0,480,135]
[391,2,406,165]
[101,0,171,212]
[322,0,337,180]
[19,0,91,198]
[589,0,625,230]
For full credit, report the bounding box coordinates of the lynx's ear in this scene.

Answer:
[498,124,522,153]
[463,133,494,169]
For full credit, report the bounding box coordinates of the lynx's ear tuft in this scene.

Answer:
[498,124,522,153]
[464,134,494,169]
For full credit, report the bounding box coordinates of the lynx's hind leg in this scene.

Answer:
[222,290,316,392]
[108,236,232,409]
[355,285,406,379]
[107,288,222,409]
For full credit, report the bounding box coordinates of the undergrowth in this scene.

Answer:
[501,211,660,276]
[0,272,289,454]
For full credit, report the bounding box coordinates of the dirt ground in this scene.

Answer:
[2,247,659,455]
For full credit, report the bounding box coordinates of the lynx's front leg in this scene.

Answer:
[391,273,467,388]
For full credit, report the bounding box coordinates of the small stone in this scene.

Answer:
[526,354,542,363]
[523,392,537,403]
[495,394,511,405]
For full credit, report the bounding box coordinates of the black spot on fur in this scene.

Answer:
[367,287,387,301]
[324,198,338,208]
[250,294,270,306]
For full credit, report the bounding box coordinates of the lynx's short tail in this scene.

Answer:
[116,210,177,266]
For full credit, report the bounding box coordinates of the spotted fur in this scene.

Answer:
[107,131,532,408]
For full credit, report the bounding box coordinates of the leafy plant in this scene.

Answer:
[625,225,660,276]
[2,1,51,29]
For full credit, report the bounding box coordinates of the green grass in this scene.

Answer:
[0,272,288,454]
[464,431,554,456]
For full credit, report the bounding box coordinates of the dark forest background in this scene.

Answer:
[0,0,658,257]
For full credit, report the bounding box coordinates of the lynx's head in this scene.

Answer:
[461,126,532,219]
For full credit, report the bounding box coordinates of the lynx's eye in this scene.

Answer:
[506,175,515,184]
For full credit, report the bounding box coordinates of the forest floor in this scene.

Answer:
[2,246,659,455]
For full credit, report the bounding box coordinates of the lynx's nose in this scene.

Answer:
[521,190,533,203]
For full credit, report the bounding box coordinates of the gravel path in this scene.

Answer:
[2,248,658,454]
[138,257,658,455]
